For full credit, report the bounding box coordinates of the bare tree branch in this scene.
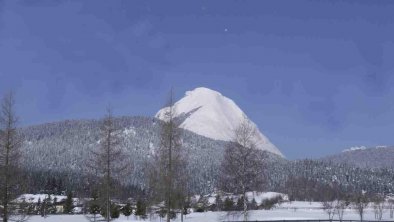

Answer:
[0,91,25,222]
[220,115,265,222]
[86,107,131,222]
[147,89,188,222]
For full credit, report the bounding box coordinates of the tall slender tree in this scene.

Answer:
[0,92,23,222]
[88,108,128,222]
[220,115,265,222]
[352,192,369,221]
[148,89,188,222]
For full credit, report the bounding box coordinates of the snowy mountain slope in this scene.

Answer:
[321,145,394,169]
[156,87,283,157]
[19,116,232,194]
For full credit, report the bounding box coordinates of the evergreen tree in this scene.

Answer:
[236,196,245,211]
[63,191,74,214]
[86,189,101,222]
[122,203,132,220]
[88,202,101,220]
[249,198,258,210]
[223,197,234,211]
[89,202,100,214]
[135,200,146,219]
[110,204,120,219]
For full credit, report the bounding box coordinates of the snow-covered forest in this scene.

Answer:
[18,116,394,199]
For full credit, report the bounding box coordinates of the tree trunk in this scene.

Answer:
[106,130,111,222]
[3,147,9,222]
[1,93,15,222]
[167,112,173,222]
[152,89,187,222]
[167,136,172,222]
[243,191,247,222]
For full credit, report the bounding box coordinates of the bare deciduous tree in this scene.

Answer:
[373,194,385,221]
[388,199,394,219]
[0,92,24,222]
[220,115,265,222]
[352,192,369,222]
[322,200,335,220]
[334,199,347,221]
[87,108,128,222]
[148,89,188,222]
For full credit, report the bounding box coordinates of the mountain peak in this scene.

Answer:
[155,87,284,157]
[185,87,223,97]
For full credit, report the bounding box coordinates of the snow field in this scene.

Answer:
[27,201,394,222]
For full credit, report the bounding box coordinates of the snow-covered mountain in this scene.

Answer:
[156,87,283,157]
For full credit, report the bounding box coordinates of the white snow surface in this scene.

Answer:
[193,191,286,206]
[15,194,67,203]
[246,191,287,205]
[15,193,80,204]
[27,201,394,222]
[155,87,283,157]
[342,146,367,152]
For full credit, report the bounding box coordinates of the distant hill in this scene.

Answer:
[321,146,394,169]
[18,118,394,198]
[20,116,233,194]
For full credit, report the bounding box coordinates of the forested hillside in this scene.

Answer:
[18,116,394,201]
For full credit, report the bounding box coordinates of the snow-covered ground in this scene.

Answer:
[192,191,286,206]
[27,201,394,222]
[16,194,68,203]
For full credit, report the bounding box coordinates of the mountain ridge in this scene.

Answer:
[321,145,394,169]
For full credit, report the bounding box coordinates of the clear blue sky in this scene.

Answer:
[1,0,394,159]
